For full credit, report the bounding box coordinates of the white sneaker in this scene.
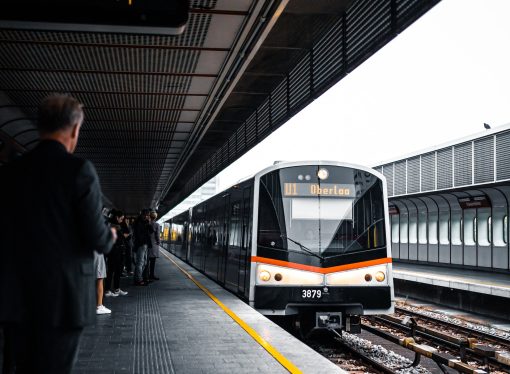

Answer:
[96,305,111,315]
[105,290,118,297]
[114,289,128,296]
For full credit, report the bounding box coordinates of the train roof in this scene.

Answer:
[166,161,386,222]
[252,160,385,183]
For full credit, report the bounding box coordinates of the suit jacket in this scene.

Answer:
[0,140,113,327]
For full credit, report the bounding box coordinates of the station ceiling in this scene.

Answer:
[0,0,440,215]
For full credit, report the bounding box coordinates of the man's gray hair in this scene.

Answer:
[38,94,84,134]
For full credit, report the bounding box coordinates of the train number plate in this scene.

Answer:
[301,289,322,299]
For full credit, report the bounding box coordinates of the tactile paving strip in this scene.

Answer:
[134,287,175,374]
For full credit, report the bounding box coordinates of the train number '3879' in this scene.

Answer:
[301,289,322,299]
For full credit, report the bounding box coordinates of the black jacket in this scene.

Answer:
[0,140,113,327]
[133,217,154,249]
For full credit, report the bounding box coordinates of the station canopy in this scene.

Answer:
[0,0,440,215]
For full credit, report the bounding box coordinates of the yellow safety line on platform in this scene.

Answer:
[160,250,302,374]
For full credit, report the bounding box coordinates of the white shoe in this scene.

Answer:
[114,289,128,296]
[96,305,111,315]
[105,290,118,297]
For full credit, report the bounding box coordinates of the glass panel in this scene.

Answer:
[488,216,492,244]
[409,214,417,244]
[463,210,476,246]
[391,215,399,243]
[428,212,438,245]
[400,215,408,244]
[439,213,450,244]
[418,211,428,244]
[504,215,508,244]
[451,213,462,245]
[477,210,491,246]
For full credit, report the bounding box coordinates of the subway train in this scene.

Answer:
[162,161,394,333]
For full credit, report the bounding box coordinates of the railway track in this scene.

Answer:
[307,328,435,373]
[395,306,510,348]
[362,311,510,373]
[307,308,510,373]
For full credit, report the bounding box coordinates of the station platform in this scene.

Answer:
[75,250,344,374]
[392,262,510,320]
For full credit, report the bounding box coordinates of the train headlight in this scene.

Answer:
[375,271,386,282]
[256,264,323,285]
[326,264,389,286]
[317,168,329,180]
[259,270,271,282]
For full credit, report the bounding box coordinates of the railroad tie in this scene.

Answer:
[495,351,510,366]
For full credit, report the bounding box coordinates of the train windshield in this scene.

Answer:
[257,165,386,257]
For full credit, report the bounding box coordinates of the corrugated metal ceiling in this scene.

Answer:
[0,0,441,215]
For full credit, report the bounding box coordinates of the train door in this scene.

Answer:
[224,189,242,293]
[239,186,252,298]
[218,193,230,285]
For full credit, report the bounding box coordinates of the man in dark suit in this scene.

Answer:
[0,94,116,373]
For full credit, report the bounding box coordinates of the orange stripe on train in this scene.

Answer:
[251,256,392,274]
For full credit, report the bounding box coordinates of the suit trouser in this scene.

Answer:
[3,322,82,374]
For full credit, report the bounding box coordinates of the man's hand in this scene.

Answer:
[110,227,118,242]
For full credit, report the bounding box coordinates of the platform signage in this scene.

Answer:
[458,196,491,209]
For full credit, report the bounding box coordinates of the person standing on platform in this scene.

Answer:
[105,209,129,297]
[94,251,111,314]
[148,211,161,281]
[0,94,116,374]
[133,209,154,286]
[122,217,134,276]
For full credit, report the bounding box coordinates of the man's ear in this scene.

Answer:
[71,122,81,139]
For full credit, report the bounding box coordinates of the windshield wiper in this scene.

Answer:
[280,234,325,262]
[339,218,386,255]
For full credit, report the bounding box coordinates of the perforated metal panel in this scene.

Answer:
[437,147,453,189]
[289,55,311,110]
[474,136,494,184]
[407,156,420,193]
[421,152,435,191]
[496,131,510,180]
[382,163,394,196]
[394,161,406,195]
[454,142,472,187]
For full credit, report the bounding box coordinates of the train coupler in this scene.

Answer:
[316,312,342,329]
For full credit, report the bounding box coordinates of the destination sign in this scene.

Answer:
[283,183,355,197]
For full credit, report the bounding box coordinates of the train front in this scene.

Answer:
[251,162,393,332]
